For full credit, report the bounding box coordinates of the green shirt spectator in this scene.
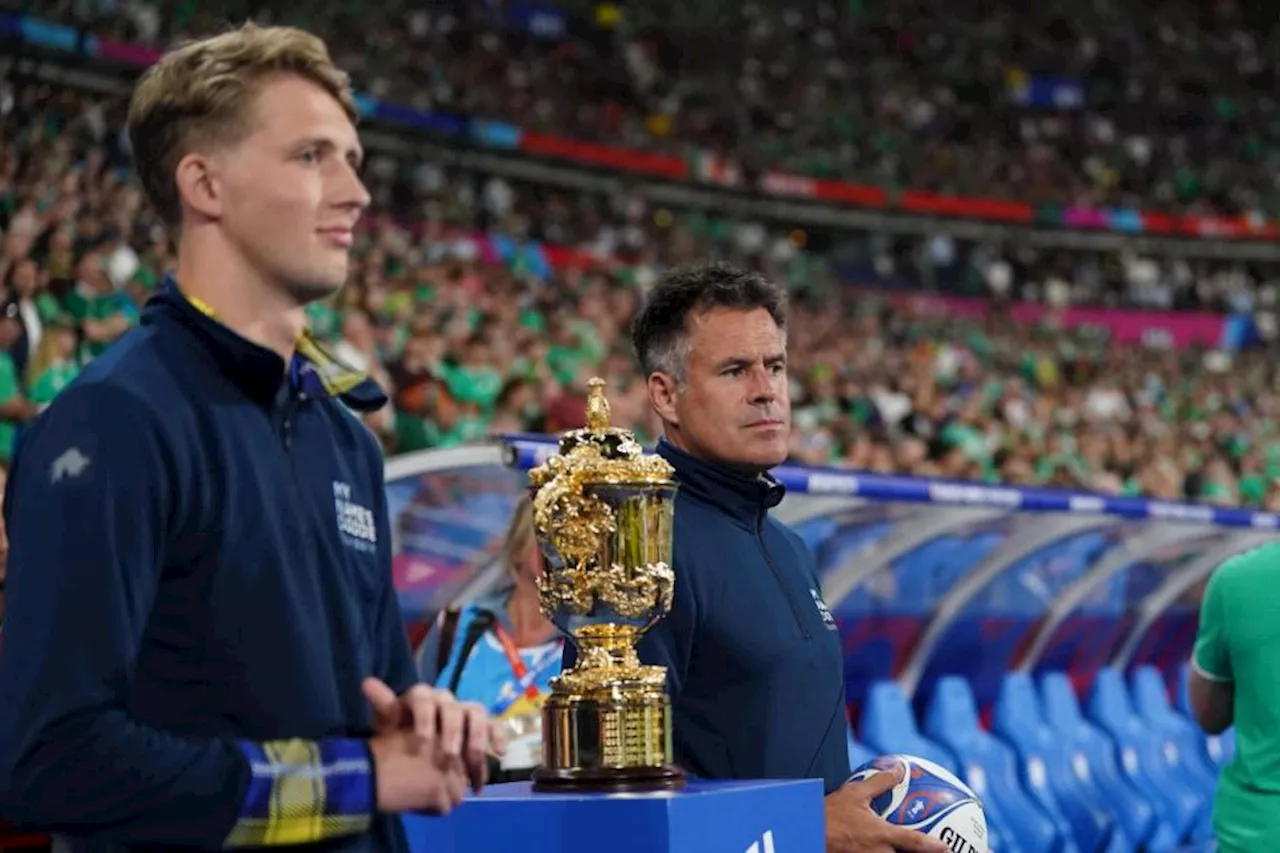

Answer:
[0,351,22,462]
[29,361,81,409]
[64,285,138,360]
[1192,544,1280,852]
[441,363,504,412]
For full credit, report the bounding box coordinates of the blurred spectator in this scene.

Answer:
[416,496,562,781]
[0,303,38,463]
[26,316,81,411]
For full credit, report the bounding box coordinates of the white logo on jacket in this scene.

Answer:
[810,588,837,630]
[333,481,377,552]
[50,447,90,483]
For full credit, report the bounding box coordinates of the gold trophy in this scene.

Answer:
[527,377,686,792]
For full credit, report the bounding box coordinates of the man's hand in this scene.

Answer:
[363,678,506,796]
[368,727,471,815]
[825,768,950,853]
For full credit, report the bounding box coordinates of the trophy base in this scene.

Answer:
[534,669,685,795]
[531,763,687,793]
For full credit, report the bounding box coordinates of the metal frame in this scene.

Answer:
[898,515,1124,695]
[773,495,865,526]
[379,445,1280,655]
[821,506,1009,607]
[383,442,505,482]
[384,442,512,602]
[1112,532,1276,668]
[1015,524,1221,672]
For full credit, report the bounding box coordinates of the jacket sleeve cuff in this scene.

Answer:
[223,739,373,848]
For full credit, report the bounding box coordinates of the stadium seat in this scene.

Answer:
[924,676,1065,853]
[1040,672,1179,852]
[993,672,1130,853]
[1086,668,1207,843]
[1177,663,1237,768]
[849,703,1013,853]
[859,680,959,774]
[1130,666,1220,801]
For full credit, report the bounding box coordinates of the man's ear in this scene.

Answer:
[646,372,680,426]
[174,151,224,222]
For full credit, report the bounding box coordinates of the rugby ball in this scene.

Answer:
[848,754,988,853]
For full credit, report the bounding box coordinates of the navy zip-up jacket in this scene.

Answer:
[0,282,416,851]
[563,438,850,793]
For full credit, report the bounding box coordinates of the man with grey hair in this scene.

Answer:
[564,262,945,853]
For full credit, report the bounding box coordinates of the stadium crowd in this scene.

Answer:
[3,72,1280,515]
[19,0,1280,218]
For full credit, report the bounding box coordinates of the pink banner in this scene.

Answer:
[891,293,1226,348]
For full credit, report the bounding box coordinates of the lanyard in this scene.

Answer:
[493,623,541,701]
[489,624,562,717]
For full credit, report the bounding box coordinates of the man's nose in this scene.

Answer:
[747,365,778,404]
[335,160,372,211]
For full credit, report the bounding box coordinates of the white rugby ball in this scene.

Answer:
[848,754,988,853]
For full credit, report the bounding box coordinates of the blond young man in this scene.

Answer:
[0,24,501,851]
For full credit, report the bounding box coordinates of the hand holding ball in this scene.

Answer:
[846,754,988,853]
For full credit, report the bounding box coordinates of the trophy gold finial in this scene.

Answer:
[585,377,610,432]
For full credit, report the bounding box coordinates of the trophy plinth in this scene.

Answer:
[528,378,686,793]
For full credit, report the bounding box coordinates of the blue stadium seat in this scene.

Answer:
[859,680,959,774]
[1177,663,1236,768]
[1130,667,1220,802]
[1175,664,1192,717]
[1087,668,1206,843]
[1040,672,1179,852]
[848,714,1014,853]
[993,672,1130,853]
[925,676,1065,853]
[857,681,1017,852]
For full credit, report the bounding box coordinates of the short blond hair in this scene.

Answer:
[501,496,537,579]
[127,22,357,229]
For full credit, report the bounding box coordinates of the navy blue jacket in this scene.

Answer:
[0,283,415,851]
[564,439,850,793]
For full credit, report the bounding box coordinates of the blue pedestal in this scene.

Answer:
[402,779,824,853]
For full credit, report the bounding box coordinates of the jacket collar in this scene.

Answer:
[657,437,784,528]
[142,277,387,412]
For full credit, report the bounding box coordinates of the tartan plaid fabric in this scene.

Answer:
[293,333,369,399]
[224,739,373,848]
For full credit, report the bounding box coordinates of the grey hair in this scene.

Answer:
[644,332,695,384]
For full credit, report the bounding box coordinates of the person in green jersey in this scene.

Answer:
[0,305,38,463]
[1190,543,1280,852]
[24,319,81,410]
[62,250,138,360]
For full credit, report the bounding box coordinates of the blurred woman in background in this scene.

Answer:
[417,495,561,781]
[24,317,80,411]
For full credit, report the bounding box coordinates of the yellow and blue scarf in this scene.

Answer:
[183,290,381,408]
